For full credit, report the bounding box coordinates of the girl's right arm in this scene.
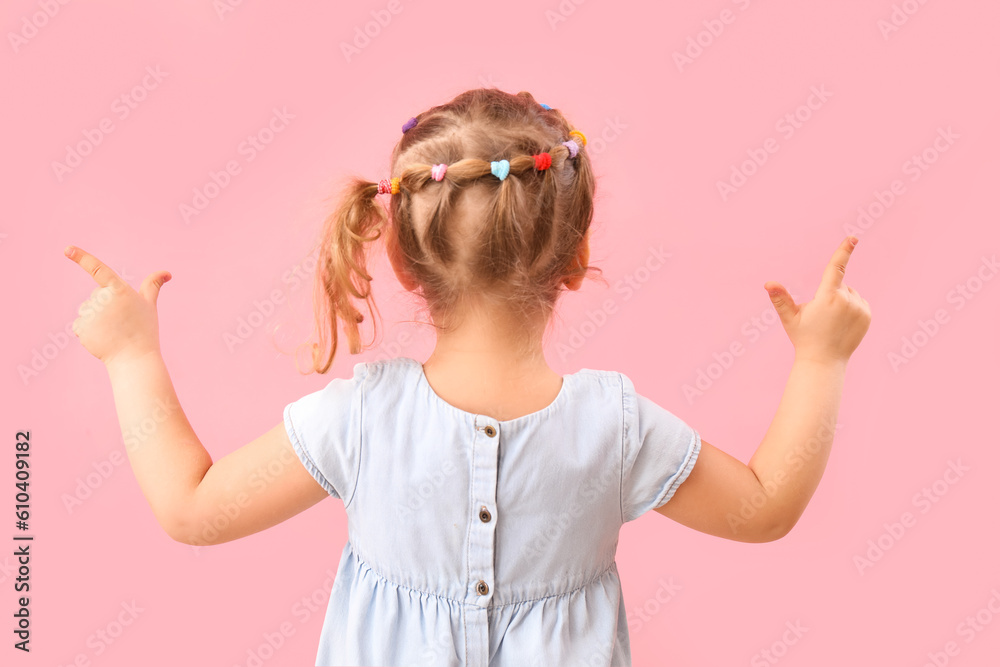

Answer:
[654,236,871,542]
[66,247,329,546]
[107,345,329,546]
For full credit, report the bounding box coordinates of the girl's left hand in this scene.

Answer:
[65,246,172,368]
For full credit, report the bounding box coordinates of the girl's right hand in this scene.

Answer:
[764,236,872,365]
[65,246,172,369]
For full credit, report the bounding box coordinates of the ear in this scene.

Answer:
[563,231,591,291]
[386,228,420,292]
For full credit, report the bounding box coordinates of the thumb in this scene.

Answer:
[764,281,798,326]
[140,270,172,304]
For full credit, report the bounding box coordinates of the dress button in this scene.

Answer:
[476,580,489,596]
[479,506,492,523]
[484,425,497,437]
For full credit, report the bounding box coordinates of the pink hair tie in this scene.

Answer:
[431,164,448,181]
[562,140,580,159]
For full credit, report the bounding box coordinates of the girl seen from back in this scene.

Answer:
[66,88,871,666]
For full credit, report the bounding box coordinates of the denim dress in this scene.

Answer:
[283,356,701,667]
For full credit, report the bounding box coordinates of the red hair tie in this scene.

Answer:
[376,178,400,195]
[533,152,552,171]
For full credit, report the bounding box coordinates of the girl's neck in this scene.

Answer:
[420,305,562,421]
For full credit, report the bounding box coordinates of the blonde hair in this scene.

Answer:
[306,88,599,374]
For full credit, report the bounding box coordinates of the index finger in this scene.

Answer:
[64,245,126,289]
[820,236,858,292]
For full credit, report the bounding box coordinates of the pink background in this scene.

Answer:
[3,1,999,665]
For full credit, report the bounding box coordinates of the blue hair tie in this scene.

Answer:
[490,160,510,181]
[540,103,552,110]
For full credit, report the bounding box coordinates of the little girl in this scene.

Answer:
[66,88,871,666]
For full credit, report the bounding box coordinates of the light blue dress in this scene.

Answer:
[283,356,701,667]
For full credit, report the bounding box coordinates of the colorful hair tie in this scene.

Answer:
[490,159,510,181]
[568,130,587,147]
[401,117,418,133]
[533,152,552,170]
[431,164,448,181]
[540,103,552,110]
[376,177,401,195]
[562,140,580,159]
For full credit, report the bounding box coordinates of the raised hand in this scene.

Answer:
[65,246,172,368]
[764,236,872,364]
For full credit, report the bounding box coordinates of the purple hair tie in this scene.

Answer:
[562,139,580,159]
[402,117,418,133]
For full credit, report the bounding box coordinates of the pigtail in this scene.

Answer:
[482,146,568,279]
[309,177,386,374]
[528,147,562,268]
[421,171,459,265]
[486,169,526,280]
[556,139,596,287]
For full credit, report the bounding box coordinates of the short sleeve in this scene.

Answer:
[283,362,367,506]
[620,373,701,523]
